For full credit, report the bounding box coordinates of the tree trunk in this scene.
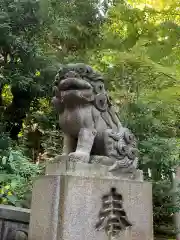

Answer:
[0,84,3,106]
[4,86,33,140]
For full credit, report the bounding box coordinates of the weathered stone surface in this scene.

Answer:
[0,205,29,240]
[6,229,28,240]
[52,63,138,170]
[1,221,28,240]
[29,157,152,240]
[0,205,30,223]
[173,167,180,239]
[46,155,143,181]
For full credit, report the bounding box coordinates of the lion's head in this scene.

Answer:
[52,63,111,112]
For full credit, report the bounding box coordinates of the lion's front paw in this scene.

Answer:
[68,151,90,163]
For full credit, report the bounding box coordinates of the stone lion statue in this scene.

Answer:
[52,63,138,172]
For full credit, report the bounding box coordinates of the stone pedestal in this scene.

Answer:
[28,156,153,240]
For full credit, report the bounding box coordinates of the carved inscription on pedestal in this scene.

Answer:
[95,188,132,237]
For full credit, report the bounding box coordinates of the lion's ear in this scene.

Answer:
[94,93,108,112]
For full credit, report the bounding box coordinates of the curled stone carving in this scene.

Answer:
[52,63,138,172]
[6,229,28,240]
[95,188,132,237]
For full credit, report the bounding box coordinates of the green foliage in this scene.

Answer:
[0,0,58,96]
[39,0,108,50]
[0,185,18,205]
[0,147,42,205]
[0,0,107,203]
[118,102,179,235]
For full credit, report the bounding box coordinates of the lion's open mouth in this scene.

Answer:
[58,78,92,91]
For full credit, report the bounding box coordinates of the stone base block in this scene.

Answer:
[46,155,144,181]
[28,158,153,240]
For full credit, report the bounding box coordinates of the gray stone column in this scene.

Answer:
[28,156,153,240]
[173,167,180,240]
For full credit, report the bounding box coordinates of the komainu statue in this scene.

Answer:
[52,63,138,172]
